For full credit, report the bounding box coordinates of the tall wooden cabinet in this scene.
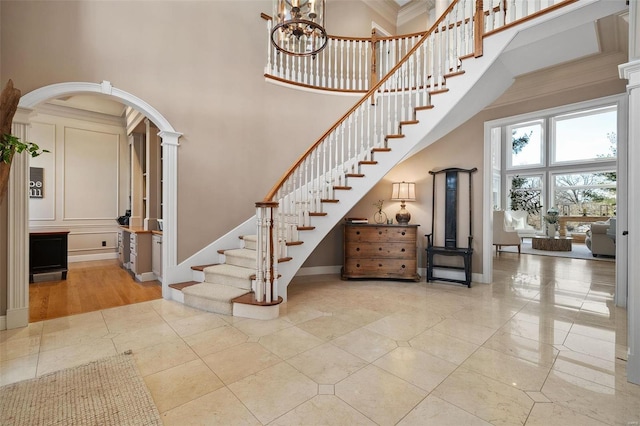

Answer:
[342,223,420,281]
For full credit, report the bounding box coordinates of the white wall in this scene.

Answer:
[28,108,129,262]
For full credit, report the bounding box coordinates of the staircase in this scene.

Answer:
[169,0,628,319]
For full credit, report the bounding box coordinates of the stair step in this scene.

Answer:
[297,226,315,231]
[321,199,339,203]
[430,88,449,95]
[241,234,257,250]
[286,241,304,246]
[333,186,352,190]
[372,147,391,152]
[183,283,250,316]
[204,264,253,290]
[400,120,419,126]
[415,105,435,112]
[346,173,364,178]
[444,70,466,78]
[223,248,257,269]
[232,292,283,307]
[169,281,200,290]
[309,212,328,216]
[279,256,293,263]
[386,134,405,139]
[359,160,378,165]
[191,264,218,271]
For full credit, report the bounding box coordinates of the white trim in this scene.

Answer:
[135,271,157,282]
[0,316,6,331]
[34,102,126,127]
[11,81,181,326]
[68,253,118,263]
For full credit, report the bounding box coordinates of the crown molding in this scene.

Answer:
[397,0,434,27]
[362,0,399,28]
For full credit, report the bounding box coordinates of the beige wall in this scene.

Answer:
[28,110,129,260]
[0,1,361,262]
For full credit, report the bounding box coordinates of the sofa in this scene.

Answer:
[585,220,615,257]
[504,210,539,240]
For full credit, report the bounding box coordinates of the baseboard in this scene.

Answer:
[68,253,118,263]
[6,307,29,329]
[295,265,342,276]
[0,315,6,331]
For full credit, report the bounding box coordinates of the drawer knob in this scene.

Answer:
[402,265,406,268]
[378,247,382,251]
[401,248,405,252]
[356,248,360,251]
[401,231,406,235]
[379,231,383,235]
[356,263,360,268]
[356,231,360,235]
[378,263,383,267]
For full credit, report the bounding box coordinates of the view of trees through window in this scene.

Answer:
[502,101,617,233]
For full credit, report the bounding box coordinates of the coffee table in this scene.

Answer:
[531,236,572,251]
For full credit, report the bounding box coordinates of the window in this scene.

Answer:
[552,171,616,217]
[491,97,619,233]
[552,105,617,164]
[507,120,544,169]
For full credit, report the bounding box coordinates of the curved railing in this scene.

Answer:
[262,0,573,94]
[254,0,576,304]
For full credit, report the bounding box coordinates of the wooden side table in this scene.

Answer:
[531,236,572,251]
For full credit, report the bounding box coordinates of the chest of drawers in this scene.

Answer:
[342,224,420,281]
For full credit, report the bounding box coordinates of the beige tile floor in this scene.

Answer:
[1,253,638,425]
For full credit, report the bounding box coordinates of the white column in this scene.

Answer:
[158,130,181,298]
[619,0,640,386]
[6,108,33,329]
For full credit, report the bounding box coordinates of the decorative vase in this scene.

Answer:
[374,210,387,224]
[546,223,556,238]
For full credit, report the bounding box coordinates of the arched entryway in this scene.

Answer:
[5,81,181,329]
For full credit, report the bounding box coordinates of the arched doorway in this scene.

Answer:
[5,81,181,329]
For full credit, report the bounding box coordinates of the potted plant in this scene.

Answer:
[0,80,48,204]
[543,207,560,237]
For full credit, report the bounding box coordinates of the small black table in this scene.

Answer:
[29,229,69,282]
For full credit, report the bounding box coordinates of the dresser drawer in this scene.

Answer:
[345,242,415,259]
[345,226,416,243]
[344,258,417,278]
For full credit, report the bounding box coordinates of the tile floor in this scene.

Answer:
[1,253,638,425]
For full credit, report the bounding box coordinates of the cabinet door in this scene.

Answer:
[152,235,162,278]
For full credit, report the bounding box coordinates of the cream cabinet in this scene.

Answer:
[128,230,153,281]
[152,233,162,281]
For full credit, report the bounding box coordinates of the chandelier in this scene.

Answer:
[271,0,327,57]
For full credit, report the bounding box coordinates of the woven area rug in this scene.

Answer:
[499,240,615,262]
[0,352,161,426]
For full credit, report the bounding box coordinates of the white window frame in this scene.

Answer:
[505,119,545,171]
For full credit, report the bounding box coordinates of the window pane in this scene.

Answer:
[507,175,543,229]
[508,121,543,168]
[554,106,617,163]
[553,171,616,217]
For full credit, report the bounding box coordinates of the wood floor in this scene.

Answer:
[29,259,162,322]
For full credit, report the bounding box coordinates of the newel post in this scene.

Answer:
[370,28,378,104]
[474,0,484,57]
[255,201,279,303]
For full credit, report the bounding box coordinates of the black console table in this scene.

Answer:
[29,229,69,282]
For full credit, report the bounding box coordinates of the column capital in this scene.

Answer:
[619,59,640,89]
[158,131,182,146]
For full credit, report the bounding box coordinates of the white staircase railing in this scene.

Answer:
[262,0,573,94]
[253,0,577,304]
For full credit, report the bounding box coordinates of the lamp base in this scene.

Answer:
[395,203,411,225]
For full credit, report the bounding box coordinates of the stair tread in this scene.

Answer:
[309,212,327,216]
[169,281,200,290]
[232,292,283,306]
[346,173,364,177]
[191,264,218,271]
[372,147,391,152]
[242,235,257,242]
[224,248,257,259]
[183,282,251,301]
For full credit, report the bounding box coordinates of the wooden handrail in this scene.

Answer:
[262,0,463,202]
[483,0,578,38]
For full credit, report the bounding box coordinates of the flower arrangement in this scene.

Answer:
[373,199,384,212]
[544,207,559,225]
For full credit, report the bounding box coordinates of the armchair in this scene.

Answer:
[504,210,538,240]
[585,220,615,257]
[493,210,521,254]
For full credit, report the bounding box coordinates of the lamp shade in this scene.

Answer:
[391,182,416,201]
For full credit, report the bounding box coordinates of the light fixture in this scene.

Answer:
[391,181,416,225]
[271,0,327,57]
